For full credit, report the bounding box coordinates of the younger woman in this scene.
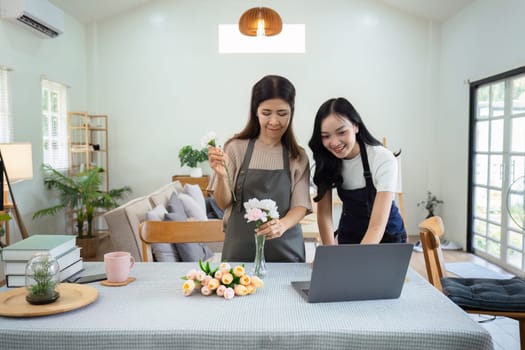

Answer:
[308,97,406,245]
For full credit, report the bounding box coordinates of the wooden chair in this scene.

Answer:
[419,216,525,349]
[139,220,224,262]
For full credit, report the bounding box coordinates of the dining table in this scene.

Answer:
[0,262,494,350]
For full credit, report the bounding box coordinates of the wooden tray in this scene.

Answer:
[0,283,98,317]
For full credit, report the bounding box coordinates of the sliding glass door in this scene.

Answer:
[469,67,525,277]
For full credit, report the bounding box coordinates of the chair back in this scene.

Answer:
[139,220,224,262]
[418,216,446,291]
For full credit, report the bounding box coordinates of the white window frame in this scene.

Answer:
[469,66,525,278]
[41,79,68,170]
[0,66,14,143]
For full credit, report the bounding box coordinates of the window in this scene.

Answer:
[469,66,525,277]
[0,66,13,143]
[41,79,68,169]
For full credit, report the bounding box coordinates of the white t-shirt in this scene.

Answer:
[340,144,398,192]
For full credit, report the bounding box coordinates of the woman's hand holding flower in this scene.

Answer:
[207,146,229,178]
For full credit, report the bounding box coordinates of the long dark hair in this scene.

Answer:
[308,97,381,201]
[228,75,302,159]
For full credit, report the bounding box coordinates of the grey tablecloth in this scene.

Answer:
[0,262,493,350]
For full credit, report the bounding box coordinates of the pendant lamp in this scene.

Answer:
[238,7,282,37]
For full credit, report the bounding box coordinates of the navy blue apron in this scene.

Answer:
[336,139,406,244]
[222,139,305,262]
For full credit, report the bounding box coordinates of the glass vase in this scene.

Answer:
[252,234,267,278]
[25,253,60,305]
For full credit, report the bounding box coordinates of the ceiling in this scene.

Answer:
[49,0,475,24]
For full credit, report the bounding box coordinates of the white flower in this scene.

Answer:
[243,198,261,212]
[201,131,217,148]
[243,198,279,228]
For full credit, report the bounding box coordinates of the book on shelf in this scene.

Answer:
[1,234,76,261]
[6,259,84,288]
[3,247,81,275]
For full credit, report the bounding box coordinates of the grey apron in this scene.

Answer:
[222,139,305,262]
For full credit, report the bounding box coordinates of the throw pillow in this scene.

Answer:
[178,192,207,221]
[163,213,213,262]
[145,204,168,221]
[151,243,180,262]
[166,192,186,217]
[183,184,207,216]
[145,204,176,261]
[165,211,187,222]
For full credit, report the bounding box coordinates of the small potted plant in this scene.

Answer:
[178,145,208,177]
[25,253,60,305]
[417,191,444,218]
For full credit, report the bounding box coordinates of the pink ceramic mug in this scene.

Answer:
[104,251,135,283]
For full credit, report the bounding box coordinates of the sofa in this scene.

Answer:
[103,181,223,262]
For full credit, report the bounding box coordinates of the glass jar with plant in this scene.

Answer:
[32,165,132,258]
[178,145,208,177]
[25,253,60,305]
[417,191,444,218]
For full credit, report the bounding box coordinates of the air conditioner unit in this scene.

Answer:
[0,0,64,38]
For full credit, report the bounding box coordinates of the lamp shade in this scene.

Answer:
[239,7,282,37]
[0,142,33,181]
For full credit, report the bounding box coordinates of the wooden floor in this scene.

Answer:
[408,242,512,280]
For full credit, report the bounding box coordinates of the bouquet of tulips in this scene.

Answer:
[182,260,264,300]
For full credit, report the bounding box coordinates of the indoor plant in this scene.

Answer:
[178,145,208,177]
[0,212,11,249]
[33,164,131,257]
[25,253,60,305]
[417,191,444,218]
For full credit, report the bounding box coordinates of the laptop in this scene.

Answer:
[292,243,413,303]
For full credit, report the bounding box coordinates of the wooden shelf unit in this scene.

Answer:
[67,112,110,237]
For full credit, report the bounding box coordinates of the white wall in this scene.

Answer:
[88,0,436,235]
[0,14,88,240]
[438,0,525,246]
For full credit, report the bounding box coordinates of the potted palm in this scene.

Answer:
[33,164,132,258]
[178,145,208,177]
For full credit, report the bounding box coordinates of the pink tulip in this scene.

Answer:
[233,265,245,277]
[240,275,251,286]
[246,285,256,295]
[182,279,196,296]
[186,269,198,280]
[207,278,220,290]
[214,270,223,279]
[234,284,248,296]
[223,287,235,300]
[219,262,231,272]
[221,273,233,285]
[195,270,207,281]
[216,285,226,297]
[251,276,264,288]
[201,286,212,296]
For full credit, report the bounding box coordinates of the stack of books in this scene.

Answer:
[1,235,84,287]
